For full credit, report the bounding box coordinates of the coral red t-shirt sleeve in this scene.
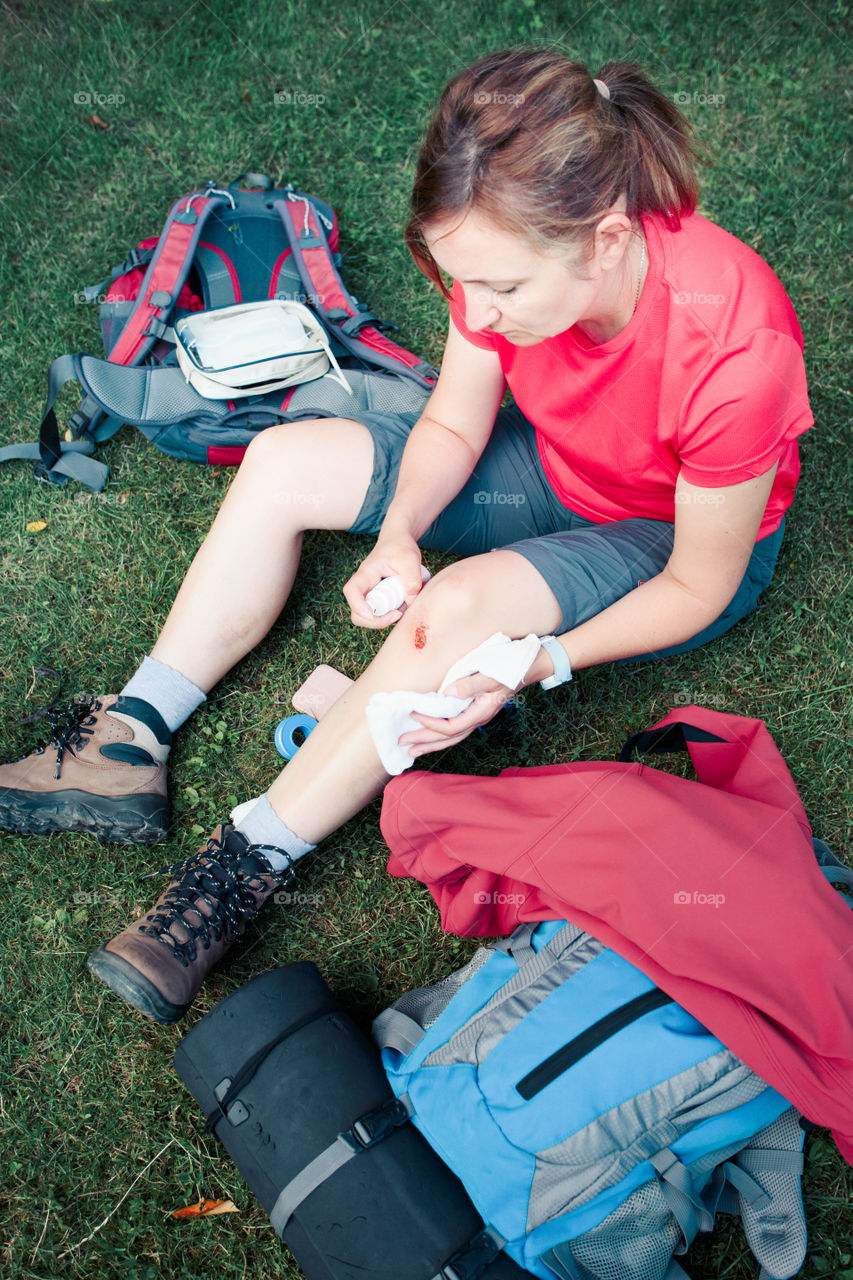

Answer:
[676,329,814,486]
[448,279,497,351]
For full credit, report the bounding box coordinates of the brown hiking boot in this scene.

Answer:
[0,694,170,844]
[87,824,296,1024]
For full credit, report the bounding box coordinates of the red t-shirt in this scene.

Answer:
[448,211,813,536]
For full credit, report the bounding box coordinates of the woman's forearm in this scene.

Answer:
[528,568,732,681]
[379,413,488,539]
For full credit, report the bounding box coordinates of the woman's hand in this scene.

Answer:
[343,530,426,628]
[397,672,514,758]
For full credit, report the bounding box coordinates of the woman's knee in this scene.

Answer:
[400,550,563,647]
[404,556,505,631]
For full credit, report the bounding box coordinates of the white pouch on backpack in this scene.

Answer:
[174,299,352,399]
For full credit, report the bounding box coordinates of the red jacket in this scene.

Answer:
[380,706,853,1164]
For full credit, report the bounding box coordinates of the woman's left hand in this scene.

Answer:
[397,673,515,758]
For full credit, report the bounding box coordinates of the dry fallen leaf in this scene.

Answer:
[85,113,110,130]
[25,521,47,533]
[171,1198,238,1219]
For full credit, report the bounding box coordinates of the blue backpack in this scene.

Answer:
[1,173,436,491]
[374,916,813,1280]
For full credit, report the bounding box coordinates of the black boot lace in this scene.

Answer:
[138,831,295,966]
[17,694,102,779]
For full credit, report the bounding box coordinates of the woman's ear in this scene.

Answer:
[592,211,634,272]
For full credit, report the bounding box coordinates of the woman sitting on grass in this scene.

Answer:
[0,48,812,1024]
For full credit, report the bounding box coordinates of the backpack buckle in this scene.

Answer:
[144,318,169,340]
[66,410,91,439]
[33,459,67,488]
[339,311,380,338]
[122,247,153,273]
[436,1227,506,1280]
[344,1097,411,1151]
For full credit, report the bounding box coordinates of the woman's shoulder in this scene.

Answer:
[646,210,803,348]
[662,210,772,270]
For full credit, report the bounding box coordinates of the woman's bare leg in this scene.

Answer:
[150,417,376,690]
[266,551,563,842]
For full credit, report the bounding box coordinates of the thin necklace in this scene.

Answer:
[632,232,647,315]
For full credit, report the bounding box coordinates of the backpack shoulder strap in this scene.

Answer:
[105,185,235,366]
[274,194,438,389]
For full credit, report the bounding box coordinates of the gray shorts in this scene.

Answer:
[347,400,785,660]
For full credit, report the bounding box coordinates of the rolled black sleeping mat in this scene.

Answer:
[173,961,531,1280]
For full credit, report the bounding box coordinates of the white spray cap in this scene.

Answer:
[365,564,430,616]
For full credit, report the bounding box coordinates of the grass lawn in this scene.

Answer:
[0,1,851,1277]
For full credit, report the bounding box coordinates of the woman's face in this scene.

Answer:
[423,207,632,345]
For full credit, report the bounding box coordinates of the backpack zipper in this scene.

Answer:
[516,987,675,1100]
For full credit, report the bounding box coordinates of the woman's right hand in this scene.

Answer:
[343,530,427,628]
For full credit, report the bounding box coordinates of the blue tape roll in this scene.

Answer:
[274,713,319,760]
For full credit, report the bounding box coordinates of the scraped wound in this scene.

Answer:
[414,623,428,650]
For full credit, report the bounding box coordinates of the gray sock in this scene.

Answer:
[120,655,207,734]
[235,793,316,870]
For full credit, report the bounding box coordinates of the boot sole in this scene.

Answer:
[0,789,169,845]
[87,944,190,1025]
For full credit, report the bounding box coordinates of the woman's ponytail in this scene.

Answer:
[594,60,705,224]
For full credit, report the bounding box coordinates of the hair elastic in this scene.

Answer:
[593,78,611,100]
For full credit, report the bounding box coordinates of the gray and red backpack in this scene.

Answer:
[1,173,437,491]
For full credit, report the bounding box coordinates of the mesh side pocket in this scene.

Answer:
[730,1108,807,1279]
[100,300,136,354]
[543,1181,681,1280]
[389,946,495,1033]
[364,372,431,413]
